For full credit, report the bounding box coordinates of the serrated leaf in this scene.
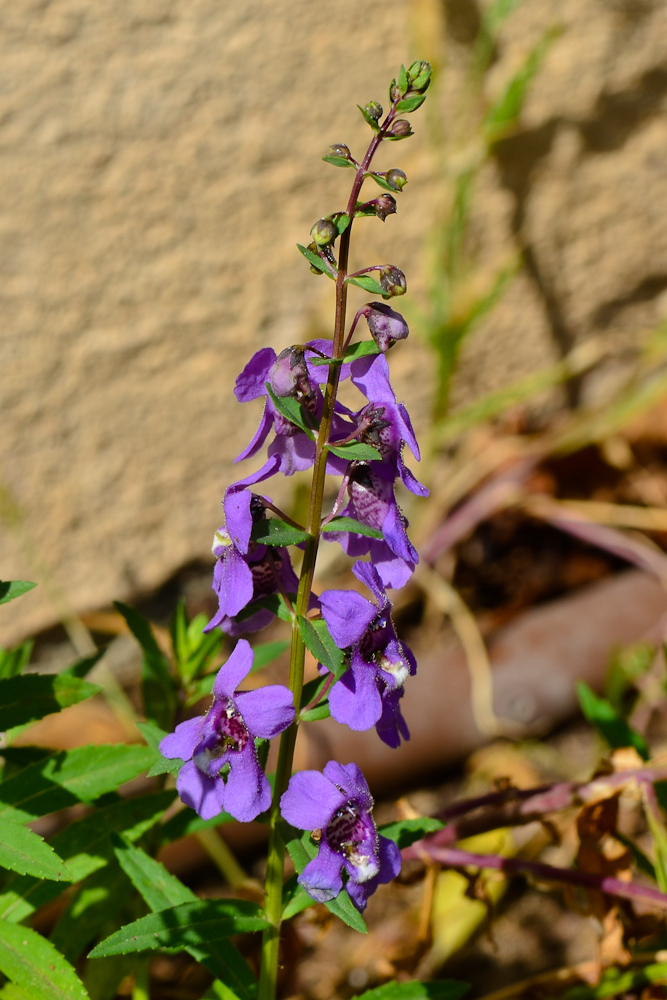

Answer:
[343,341,381,362]
[321,516,383,540]
[0,641,33,681]
[0,790,174,924]
[0,744,157,824]
[576,682,650,760]
[379,817,445,850]
[296,243,336,278]
[395,94,427,113]
[89,900,268,958]
[0,821,72,881]
[251,518,311,547]
[60,650,104,680]
[0,674,101,730]
[354,981,470,1000]
[0,582,36,606]
[266,384,317,438]
[0,918,89,1000]
[114,602,176,730]
[286,833,367,933]
[346,274,385,295]
[357,104,381,132]
[50,862,132,963]
[112,838,257,999]
[322,155,355,168]
[327,441,380,461]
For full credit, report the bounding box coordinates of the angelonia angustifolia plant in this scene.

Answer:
[158,60,433,998]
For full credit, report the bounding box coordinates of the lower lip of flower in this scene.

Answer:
[378,653,410,687]
[326,801,380,882]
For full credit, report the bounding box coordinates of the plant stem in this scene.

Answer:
[257,100,400,1000]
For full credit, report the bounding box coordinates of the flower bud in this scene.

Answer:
[389,79,403,102]
[373,194,397,221]
[311,217,338,248]
[363,302,409,351]
[328,143,352,160]
[388,119,413,139]
[407,60,432,93]
[269,346,311,398]
[306,241,326,274]
[363,101,383,122]
[384,168,408,192]
[379,266,407,297]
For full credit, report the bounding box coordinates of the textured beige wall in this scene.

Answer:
[3,0,667,643]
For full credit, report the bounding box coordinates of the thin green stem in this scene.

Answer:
[257,99,400,1000]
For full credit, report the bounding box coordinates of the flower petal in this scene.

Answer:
[320,588,375,649]
[159,717,203,761]
[280,770,346,830]
[223,743,272,822]
[176,759,225,820]
[328,655,383,732]
[298,843,344,903]
[349,352,394,403]
[351,560,387,607]
[234,348,276,402]
[235,685,295,739]
[205,548,254,629]
[212,639,254,699]
[235,406,273,463]
[322,761,373,809]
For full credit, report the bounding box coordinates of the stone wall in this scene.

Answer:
[2,0,667,643]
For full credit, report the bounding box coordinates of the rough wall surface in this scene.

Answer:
[2,0,667,642]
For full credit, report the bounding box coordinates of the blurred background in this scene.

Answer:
[4,0,667,646]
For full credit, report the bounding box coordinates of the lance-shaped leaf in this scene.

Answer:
[0,674,101,730]
[286,832,367,933]
[265,385,317,438]
[321,516,383,540]
[297,617,345,679]
[236,593,294,625]
[309,341,381,366]
[345,274,385,295]
[0,918,89,1000]
[355,981,470,1000]
[0,639,34,680]
[577,682,649,760]
[251,518,311,547]
[89,899,268,958]
[327,441,380,461]
[0,581,36,605]
[322,154,354,168]
[115,602,176,730]
[0,821,72,881]
[379,817,446,850]
[395,94,427,113]
[0,744,156,824]
[112,837,257,1000]
[0,790,174,924]
[136,721,181,778]
[50,862,132,963]
[296,243,336,278]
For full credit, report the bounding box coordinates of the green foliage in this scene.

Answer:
[296,242,335,277]
[0,640,34,680]
[576,681,650,760]
[0,920,89,999]
[327,441,380,461]
[0,674,101,730]
[251,518,311,546]
[321,515,383,539]
[265,384,317,437]
[346,274,385,294]
[354,982,469,1000]
[286,831,368,933]
[379,817,445,849]
[297,616,345,678]
[0,581,36,605]
[114,601,177,730]
[0,821,72,881]
[169,600,222,685]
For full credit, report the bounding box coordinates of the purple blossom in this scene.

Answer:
[160,640,295,822]
[320,561,415,747]
[332,463,418,589]
[363,302,409,352]
[352,400,428,498]
[280,761,401,911]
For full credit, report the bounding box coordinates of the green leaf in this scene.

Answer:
[286,833,367,933]
[299,702,330,723]
[204,981,253,1000]
[357,104,381,132]
[321,516,383,540]
[251,518,311,547]
[301,618,345,679]
[561,963,667,1000]
[395,94,427,113]
[50,862,132,963]
[89,899,268,958]
[61,650,104,679]
[0,821,72,881]
[343,341,381,362]
[484,28,558,142]
[322,155,355,168]
[0,918,89,1000]
[397,64,408,94]
[0,582,36,606]
[576,682,650,760]
[336,213,351,234]
[135,721,181,778]
[0,744,157,824]
[266,384,317,438]
[378,817,445,850]
[159,803,235,845]
[0,790,174,924]
[346,273,385,294]
[236,593,293,625]
[365,173,400,195]
[354,981,470,1000]
[296,243,336,278]
[114,602,176,730]
[0,641,33,681]
[0,674,101,730]
[112,838,257,999]
[327,441,380,461]
[252,640,290,671]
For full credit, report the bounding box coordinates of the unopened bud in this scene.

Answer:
[328,143,352,160]
[363,302,409,351]
[379,266,407,297]
[384,168,408,192]
[388,119,413,139]
[306,241,326,274]
[407,60,432,93]
[373,194,397,221]
[389,79,402,102]
[364,101,383,122]
[311,217,338,248]
[269,346,311,398]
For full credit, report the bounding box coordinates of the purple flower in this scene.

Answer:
[351,400,428,498]
[280,761,401,912]
[332,463,418,589]
[362,302,409,352]
[159,639,294,822]
[320,561,415,747]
